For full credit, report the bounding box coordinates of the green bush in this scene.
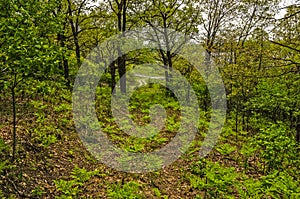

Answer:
[250,123,298,174]
[239,171,300,199]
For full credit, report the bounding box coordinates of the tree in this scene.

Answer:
[0,0,61,160]
[106,0,128,93]
[205,0,280,129]
[131,0,200,95]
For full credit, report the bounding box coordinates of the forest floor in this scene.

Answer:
[0,122,210,198]
[0,82,298,198]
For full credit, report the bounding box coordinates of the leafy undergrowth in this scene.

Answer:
[0,80,299,198]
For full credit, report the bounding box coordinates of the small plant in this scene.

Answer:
[54,103,72,113]
[123,141,145,153]
[31,186,46,197]
[54,166,99,198]
[33,127,58,147]
[0,138,10,174]
[153,188,168,198]
[216,143,236,156]
[107,181,143,199]
[54,179,80,198]
[0,138,8,153]
[238,171,300,198]
[70,165,99,184]
[188,160,239,198]
[240,143,257,170]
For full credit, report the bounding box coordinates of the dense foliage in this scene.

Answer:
[0,0,299,198]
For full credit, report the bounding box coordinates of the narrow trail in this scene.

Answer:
[134,73,164,87]
[134,73,165,80]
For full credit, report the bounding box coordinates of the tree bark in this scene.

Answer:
[110,60,116,94]
[115,0,127,94]
[67,0,81,67]
[58,33,70,87]
[11,72,17,162]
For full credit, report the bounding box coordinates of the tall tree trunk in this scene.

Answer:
[118,56,126,93]
[110,61,116,94]
[67,0,81,67]
[235,99,239,133]
[203,52,211,112]
[58,33,70,87]
[120,0,127,93]
[63,57,70,88]
[11,72,17,162]
[167,54,174,97]
[115,0,127,94]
